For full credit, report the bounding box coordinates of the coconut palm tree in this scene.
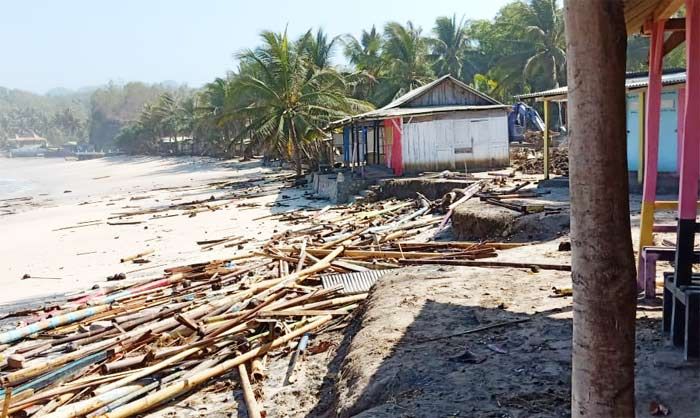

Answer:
[299,28,338,70]
[429,15,468,78]
[343,26,384,102]
[521,0,566,90]
[379,21,434,105]
[227,30,371,175]
[344,26,383,75]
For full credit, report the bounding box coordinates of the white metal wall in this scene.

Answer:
[401,110,509,172]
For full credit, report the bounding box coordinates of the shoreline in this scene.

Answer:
[0,156,320,305]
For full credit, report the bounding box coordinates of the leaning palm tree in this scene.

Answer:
[379,21,434,105]
[429,15,469,78]
[521,0,566,90]
[227,30,372,175]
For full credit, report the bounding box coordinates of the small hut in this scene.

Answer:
[330,75,510,175]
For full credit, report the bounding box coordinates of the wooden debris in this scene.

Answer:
[0,187,560,417]
[120,250,154,263]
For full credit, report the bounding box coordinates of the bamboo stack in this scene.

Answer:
[0,193,524,417]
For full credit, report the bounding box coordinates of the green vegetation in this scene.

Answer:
[0,0,683,162]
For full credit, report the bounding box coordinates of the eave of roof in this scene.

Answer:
[515,71,687,100]
[329,104,510,128]
[624,0,684,34]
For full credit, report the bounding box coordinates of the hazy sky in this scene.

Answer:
[2,0,513,94]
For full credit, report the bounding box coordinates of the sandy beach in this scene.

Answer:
[0,156,321,305]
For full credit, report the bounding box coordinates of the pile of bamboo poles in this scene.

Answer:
[0,195,520,417]
[0,248,359,418]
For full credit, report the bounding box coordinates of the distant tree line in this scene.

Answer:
[1,0,684,167]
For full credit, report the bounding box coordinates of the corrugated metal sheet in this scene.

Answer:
[329,105,509,127]
[320,270,389,294]
[515,71,687,100]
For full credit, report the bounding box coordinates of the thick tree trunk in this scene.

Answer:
[564,1,637,417]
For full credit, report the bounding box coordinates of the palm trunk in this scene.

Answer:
[564,1,636,417]
[290,120,302,176]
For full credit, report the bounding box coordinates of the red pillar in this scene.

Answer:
[674,0,700,285]
[677,87,686,175]
[642,20,666,201]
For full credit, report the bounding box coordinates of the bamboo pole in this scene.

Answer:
[120,250,155,263]
[238,363,262,418]
[0,305,111,345]
[319,226,369,250]
[1,388,11,418]
[288,247,469,260]
[42,385,142,418]
[32,392,74,416]
[98,315,333,418]
[398,259,571,271]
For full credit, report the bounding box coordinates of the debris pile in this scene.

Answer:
[511,147,569,176]
[0,195,515,417]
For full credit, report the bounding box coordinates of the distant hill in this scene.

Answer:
[0,81,194,148]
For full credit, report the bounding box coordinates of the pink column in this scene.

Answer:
[677,87,686,174]
[642,20,666,204]
[674,0,700,285]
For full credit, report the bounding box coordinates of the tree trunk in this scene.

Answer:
[564,1,637,417]
[290,120,302,176]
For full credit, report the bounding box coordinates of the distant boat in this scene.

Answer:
[10,146,45,158]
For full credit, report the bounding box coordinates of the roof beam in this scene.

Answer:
[643,17,686,34]
[663,30,686,55]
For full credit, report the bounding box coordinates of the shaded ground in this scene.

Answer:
[451,186,570,243]
[302,265,700,418]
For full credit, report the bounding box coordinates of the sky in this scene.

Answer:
[1,0,513,94]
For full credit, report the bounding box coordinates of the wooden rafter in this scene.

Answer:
[625,0,685,34]
[663,30,686,55]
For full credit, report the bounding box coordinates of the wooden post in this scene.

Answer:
[563,1,637,417]
[543,99,550,179]
[677,87,686,176]
[637,19,666,288]
[350,124,356,172]
[674,0,700,287]
[637,91,645,184]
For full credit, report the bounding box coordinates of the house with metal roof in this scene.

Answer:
[515,69,687,180]
[330,75,511,175]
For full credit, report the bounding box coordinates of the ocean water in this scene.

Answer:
[0,159,37,199]
[0,177,33,199]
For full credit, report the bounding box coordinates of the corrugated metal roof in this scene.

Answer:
[515,71,686,100]
[320,270,390,294]
[329,75,504,128]
[333,104,509,125]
